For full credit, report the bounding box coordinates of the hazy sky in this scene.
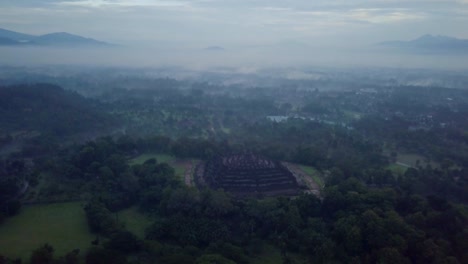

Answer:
[1,0,468,69]
[1,0,467,48]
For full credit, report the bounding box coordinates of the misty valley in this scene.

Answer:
[0,65,467,264]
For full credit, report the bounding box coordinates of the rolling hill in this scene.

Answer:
[378,34,468,53]
[0,28,112,47]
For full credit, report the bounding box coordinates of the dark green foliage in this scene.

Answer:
[199,189,235,217]
[83,201,121,236]
[56,249,80,264]
[0,159,27,218]
[210,243,249,264]
[2,79,466,263]
[168,216,229,246]
[158,254,195,264]
[146,215,229,247]
[29,244,54,264]
[0,84,114,137]
[195,254,236,264]
[4,200,21,216]
[135,162,178,189]
[12,135,464,264]
[85,248,126,264]
[105,231,142,253]
[145,219,171,241]
[0,254,21,264]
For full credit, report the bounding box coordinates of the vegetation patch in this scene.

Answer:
[342,110,362,121]
[129,154,175,165]
[129,153,197,181]
[387,163,408,174]
[397,153,439,168]
[118,207,153,239]
[250,244,305,264]
[172,161,188,178]
[0,202,94,261]
[221,127,231,134]
[249,244,282,264]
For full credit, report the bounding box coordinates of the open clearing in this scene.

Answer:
[118,207,153,239]
[0,202,94,261]
[250,244,283,264]
[129,153,199,184]
[128,153,175,165]
[383,149,440,169]
[342,110,362,121]
[396,153,439,168]
[387,163,408,174]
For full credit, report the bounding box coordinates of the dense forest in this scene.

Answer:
[0,69,467,264]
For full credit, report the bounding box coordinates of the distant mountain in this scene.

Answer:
[0,37,20,45]
[0,28,112,47]
[204,46,225,51]
[32,32,109,46]
[378,35,468,53]
[0,28,34,42]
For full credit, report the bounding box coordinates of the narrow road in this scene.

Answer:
[282,162,321,197]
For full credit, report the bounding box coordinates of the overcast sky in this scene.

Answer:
[1,0,468,69]
[1,0,467,48]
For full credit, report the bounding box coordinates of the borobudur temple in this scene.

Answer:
[201,152,299,197]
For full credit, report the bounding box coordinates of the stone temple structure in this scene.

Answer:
[201,152,299,197]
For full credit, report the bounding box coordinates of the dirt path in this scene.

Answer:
[193,161,206,187]
[282,162,321,197]
[396,162,413,168]
[181,160,194,186]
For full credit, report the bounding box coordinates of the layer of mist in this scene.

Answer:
[1,45,468,70]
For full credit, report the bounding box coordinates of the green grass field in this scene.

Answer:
[118,207,153,239]
[221,127,231,134]
[250,244,283,264]
[396,153,440,168]
[173,160,200,180]
[173,164,186,178]
[0,202,94,261]
[396,153,423,167]
[387,163,408,174]
[129,154,175,165]
[342,110,362,121]
[300,165,325,188]
[250,244,305,264]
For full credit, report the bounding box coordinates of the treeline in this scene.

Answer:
[27,131,467,209]
[0,159,29,222]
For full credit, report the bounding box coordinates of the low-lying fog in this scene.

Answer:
[2,45,468,71]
